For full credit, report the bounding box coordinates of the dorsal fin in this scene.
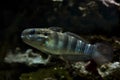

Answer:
[48,27,63,32]
[65,32,89,43]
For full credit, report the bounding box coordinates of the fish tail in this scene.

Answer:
[92,43,113,65]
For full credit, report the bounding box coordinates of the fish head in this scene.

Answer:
[21,28,54,52]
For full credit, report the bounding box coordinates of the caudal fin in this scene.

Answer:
[92,43,113,65]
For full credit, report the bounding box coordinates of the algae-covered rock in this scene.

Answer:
[20,65,72,80]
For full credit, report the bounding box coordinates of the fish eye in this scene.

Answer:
[29,29,35,34]
[44,33,48,36]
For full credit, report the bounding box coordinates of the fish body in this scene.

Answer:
[21,27,113,65]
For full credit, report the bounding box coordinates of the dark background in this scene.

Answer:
[1,0,120,57]
[0,0,120,80]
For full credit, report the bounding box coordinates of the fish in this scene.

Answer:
[21,27,113,65]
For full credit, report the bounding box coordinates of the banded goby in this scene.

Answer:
[21,27,113,65]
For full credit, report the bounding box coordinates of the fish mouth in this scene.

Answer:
[21,29,28,39]
[21,29,35,40]
[21,32,33,42]
[21,34,31,40]
[21,34,26,39]
[21,34,30,43]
